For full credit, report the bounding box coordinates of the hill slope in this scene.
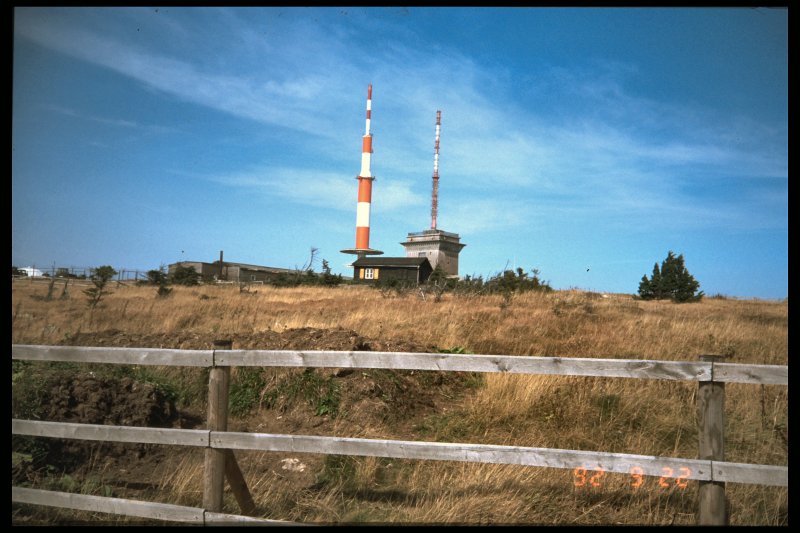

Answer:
[11,282,788,525]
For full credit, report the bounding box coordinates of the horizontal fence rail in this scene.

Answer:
[12,345,213,367]
[11,343,788,525]
[12,419,209,447]
[11,345,788,385]
[713,362,788,385]
[11,487,299,526]
[11,419,787,487]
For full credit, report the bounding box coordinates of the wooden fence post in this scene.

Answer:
[224,449,257,515]
[203,340,232,512]
[697,355,726,525]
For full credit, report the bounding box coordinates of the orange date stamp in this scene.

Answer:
[573,466,692,490]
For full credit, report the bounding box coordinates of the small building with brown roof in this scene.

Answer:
[351,256,433,285]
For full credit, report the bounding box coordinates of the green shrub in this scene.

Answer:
[170,265,201,286]
[229,368,340,418]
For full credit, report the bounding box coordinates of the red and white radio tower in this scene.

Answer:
[341,84,383,258]
[431,110,441,230]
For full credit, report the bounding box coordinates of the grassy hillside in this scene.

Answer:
[11,280,788,525]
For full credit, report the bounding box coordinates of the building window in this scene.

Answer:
[418,252,426,257]
[364,268,374,280]
[251,275,256,281]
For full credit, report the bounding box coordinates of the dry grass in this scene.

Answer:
[12,281,788,364]
[11,280,788,525]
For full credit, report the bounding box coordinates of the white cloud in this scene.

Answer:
[441,198,531,235]
[206,166,425,213]
[44,104,139,128]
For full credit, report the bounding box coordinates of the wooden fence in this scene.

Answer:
[11,276,141,289]
[11,343,788,525]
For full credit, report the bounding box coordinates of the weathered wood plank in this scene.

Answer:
[216,350,713,381]
[11,487,294,525]
[12,419,209,447]
[204,512,302,525]
[204,365,230,513]
[12,344,213,367]
[12,486,203,523]
[712,461,788,487]
[14,345,787,386]
[698,356,727,525]
[11,421,785,488]
[713,363,788,385]
[224,450,257,516]
[211,432,713,481]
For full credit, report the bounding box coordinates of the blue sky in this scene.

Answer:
[12,7,787,299]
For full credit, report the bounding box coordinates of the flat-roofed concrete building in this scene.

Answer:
[400,229,465,277]
[168,260,294,283]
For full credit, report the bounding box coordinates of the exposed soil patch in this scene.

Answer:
[61,326,437,352]
[41,375,177,427]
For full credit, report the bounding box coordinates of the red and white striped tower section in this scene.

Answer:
[341,84,383,258]
[431,110,441,230]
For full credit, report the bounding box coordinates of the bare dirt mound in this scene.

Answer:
[61,326,436,352]
[42,375,177,427]
[54,325,461,433]
[13,373,179,482]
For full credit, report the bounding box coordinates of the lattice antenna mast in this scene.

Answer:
[431,110,441,230]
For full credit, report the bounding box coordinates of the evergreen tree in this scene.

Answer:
[320,259,342,286]
[170,265,201,286]
[638,251,703,303]
[83,265,117,308]
[650,262,663,299]
[638,274,653,300]
[427,265,449,286]
[659,251,679,297]
[146,265,172,297]
[670,255,703,302]
[147,268,168,286]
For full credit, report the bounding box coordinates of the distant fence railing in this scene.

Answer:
[11,343,788,525]
[12,267,149,282]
